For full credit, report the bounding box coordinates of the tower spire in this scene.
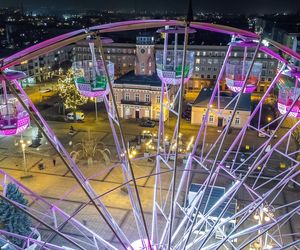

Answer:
[186,0,193,23]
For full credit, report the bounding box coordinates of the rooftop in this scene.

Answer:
[193,87,251,111]
[189,184,237,219]
[114,70,162,87]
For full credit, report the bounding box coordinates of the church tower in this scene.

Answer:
[134,34,156,76]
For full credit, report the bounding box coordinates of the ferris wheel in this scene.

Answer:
[0,17,299,250]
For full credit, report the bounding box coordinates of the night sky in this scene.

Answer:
[0,0,299,14]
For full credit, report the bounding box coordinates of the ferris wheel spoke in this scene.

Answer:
[4,78,132,249]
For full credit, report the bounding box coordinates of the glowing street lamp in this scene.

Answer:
[16,135,32,179]
[252,205,274,249]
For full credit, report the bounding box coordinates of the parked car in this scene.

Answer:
[67,112,85,121]
[139,120,155,127]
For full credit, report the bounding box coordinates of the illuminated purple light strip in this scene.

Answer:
[3,29,85,65]
[225,78,257,93]
[2,20,299,71]
[78,89,108,98]
[277,102,300,118]
[0,116,30,136]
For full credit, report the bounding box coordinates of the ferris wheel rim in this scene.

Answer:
[1,19,300,72]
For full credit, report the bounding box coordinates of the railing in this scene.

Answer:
[121,99,151,106]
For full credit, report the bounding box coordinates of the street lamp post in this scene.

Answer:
[251,205,273,250]
[91,97,98,121]
[267,116,272,133]
[18,136,33,179]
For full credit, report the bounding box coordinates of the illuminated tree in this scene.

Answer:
[58,69,87,121]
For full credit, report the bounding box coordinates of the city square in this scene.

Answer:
[0,1,300,250]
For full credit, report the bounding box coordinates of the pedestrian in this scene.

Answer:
[52,158,56,167]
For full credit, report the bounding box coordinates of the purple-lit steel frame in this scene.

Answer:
[0,19,299,250]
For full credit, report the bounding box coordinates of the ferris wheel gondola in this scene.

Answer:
[156,27,195,85]
[225,40,263,93]
[277,69,300,118]
[0,69,30,136]
[72,36,114,98]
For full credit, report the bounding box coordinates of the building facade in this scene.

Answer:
[73,42,278,89]
[11,45,73,85]
[191,88,251,128]
[111,35,170,121]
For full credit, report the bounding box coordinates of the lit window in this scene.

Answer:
[156,95,160,104]
[195,66,200,72]
[196,51,200,56]
[209,115,214,123]
[196,58,200,64]
[145,94,150,103]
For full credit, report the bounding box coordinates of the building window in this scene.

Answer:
[145,109,150,117]
[201,74,204,78]
[125,93,129,101]
[195,66,200,72]
[196,51,200,56]
[156,95,160,104]
[114,93,118,101]
[235,117,240,125]
[145,94,150,103]
[196,58,200,64]
[260,85,264,92]
[209,115,214,123]
[135,94,140,102]
[125,107,130,116]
